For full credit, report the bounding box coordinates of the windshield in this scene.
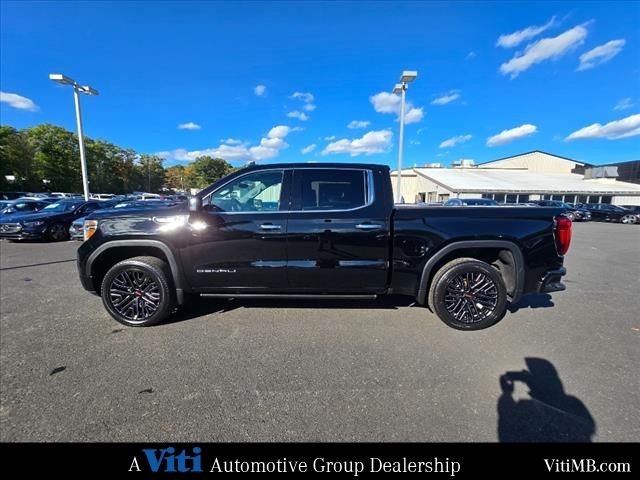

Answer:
[42,202,79,212]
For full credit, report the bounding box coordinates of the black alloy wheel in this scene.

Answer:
[101,256,175,326]
[429,257,508,330]
[47,222,69,241]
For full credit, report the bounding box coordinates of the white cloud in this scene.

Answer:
[301,144,317,155]
[431,90,461,105]
[324,135,336,141]
[322,130,393,156]
[290,92,314,103]
[466,51,476,59]
[347,120,371,129]
[177,122,201,130]
[370,92,424,124]
[614,98,635,111]
[439,134,472,149]
[565,114,640,141]
[0,91,38,111]
[410,139,421,145]
[487,124,537,146]
[577,39,625,71]
[497,16,557,48]
[159,124,300,163]
[220,138,243,145]
[500,24,589,78]
[287,110,310,121]
[254,85,266,96]
[290,91,315,114]
[267,125,296,139]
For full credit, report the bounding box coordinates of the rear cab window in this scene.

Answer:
[293,169,368,211]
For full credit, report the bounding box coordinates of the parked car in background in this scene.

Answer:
[0,192,29,200]
[532,200,591,221]
[0,199,52,216]
[68,216,86,240]
[620,205,640,216]
[0,199,116,241]
[444,198,499,206]
[583,203,639,224]
[91,193,116,201]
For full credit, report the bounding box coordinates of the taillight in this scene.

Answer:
[554,216,572,255]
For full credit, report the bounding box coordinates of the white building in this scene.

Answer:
[391,151,640,206]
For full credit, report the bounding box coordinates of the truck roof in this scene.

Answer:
[238,162,390,172]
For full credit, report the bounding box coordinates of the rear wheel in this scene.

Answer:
[621,214,637,225]
[101,256,175,327]
[428,257,508,330]
[47,222,69,241]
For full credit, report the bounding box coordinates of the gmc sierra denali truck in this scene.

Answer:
[77,163,571,330]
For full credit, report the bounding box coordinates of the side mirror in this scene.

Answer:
[189,197,202,212]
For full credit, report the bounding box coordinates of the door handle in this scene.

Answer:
[355,223,383,230]
[259,223,282,231]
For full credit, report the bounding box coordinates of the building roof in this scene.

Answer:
[413,168,640,194]
[477,150,589,167]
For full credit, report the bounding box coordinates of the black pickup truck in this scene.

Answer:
[77,163,571,330]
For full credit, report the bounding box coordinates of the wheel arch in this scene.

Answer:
[86,240,186,304]
[416,240,525,306]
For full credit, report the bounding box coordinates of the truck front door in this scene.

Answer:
[184,169,290,291]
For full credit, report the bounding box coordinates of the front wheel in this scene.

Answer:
[428,257,508,330]
[47,222,69,241]
[101,256,175,327]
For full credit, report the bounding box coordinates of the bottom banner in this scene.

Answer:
[0,442,635,476]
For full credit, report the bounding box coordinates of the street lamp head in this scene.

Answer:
[79,86,99,96]
[49,73,76,85]
[400,70,418,83]
[392,84,404,95]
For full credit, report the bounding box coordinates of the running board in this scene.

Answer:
[200,293,378,300]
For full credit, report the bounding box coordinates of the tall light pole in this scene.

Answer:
[49,73,99,200]
[392,70,417,203]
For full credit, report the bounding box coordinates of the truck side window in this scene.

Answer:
[297,169,366,211]
[210,170,283,212]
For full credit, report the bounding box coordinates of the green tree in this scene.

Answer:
[165,164,186,191]
[25,124,80,192]
[137,154,166,192]
[0,126,36,191]
[191,156,232,188]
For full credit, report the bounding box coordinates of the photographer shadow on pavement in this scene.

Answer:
[497,357,596,442]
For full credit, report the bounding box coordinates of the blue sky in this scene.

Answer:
[1,1,639,168]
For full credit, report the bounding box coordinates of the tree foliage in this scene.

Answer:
[0,124,238,194]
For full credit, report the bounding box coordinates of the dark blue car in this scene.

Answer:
[0,199,114,241]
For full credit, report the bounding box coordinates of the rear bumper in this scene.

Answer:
[538,267,567,293]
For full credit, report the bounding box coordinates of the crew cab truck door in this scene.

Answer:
[286,168,390,293]
[184,169,290,291]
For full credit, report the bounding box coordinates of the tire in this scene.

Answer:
[620,214,637,225]
[101,256,175,327]
[428,257,508,330]
[47,222,69,241]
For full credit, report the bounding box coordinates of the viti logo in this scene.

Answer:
[129,446,203,472]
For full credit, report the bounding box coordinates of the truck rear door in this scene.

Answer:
[286,168,390,293]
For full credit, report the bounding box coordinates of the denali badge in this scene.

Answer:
[196,268,237,273]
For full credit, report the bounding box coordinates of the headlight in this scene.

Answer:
[23,220,45,227]
[84,219,98,241]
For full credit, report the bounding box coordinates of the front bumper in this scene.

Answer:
[538,267,567,293]
[0,226,45,240]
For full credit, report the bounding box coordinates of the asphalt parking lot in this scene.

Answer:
[1,222,639,442]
